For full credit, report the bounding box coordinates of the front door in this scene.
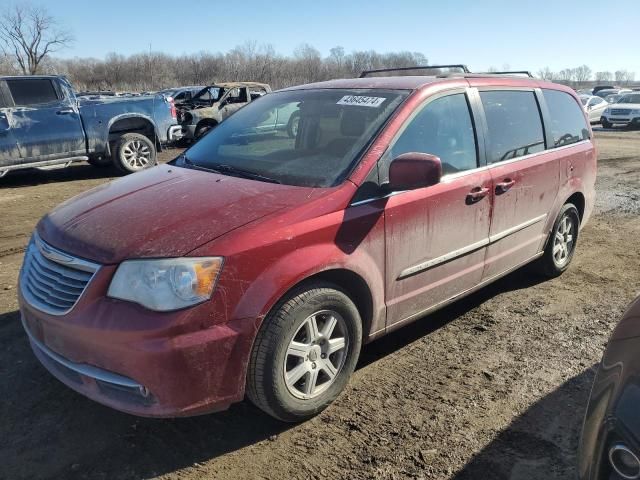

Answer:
[477,89,560,279]
[0,84,21,169]
[219,87,249,120]
[382,91,493,327]
[5,77,85,163]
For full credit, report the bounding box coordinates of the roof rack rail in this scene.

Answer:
[359,64,470,78]
[478,70,533,78]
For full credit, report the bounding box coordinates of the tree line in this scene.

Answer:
[0,44,429,92]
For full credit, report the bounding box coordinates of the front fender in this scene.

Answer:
[231,242,386,338]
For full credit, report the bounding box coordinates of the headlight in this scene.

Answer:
[604,108,611,115]
[631,109,640,115]
[107,257,223,311]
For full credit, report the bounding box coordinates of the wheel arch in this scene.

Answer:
[196,118,219,131]
[278,268,374,344]
[542,187,586,251]
[107,114,159,153]
[566,191,586,220]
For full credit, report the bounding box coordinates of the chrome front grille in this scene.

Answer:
[20,234,100,315]
[611,108,631,115]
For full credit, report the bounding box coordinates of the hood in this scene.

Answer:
[608,102,640,109]
[38,164,315,264]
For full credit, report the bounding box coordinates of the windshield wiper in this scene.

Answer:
[180,155,281,184]
[211,164,282,184]
[179,153,219,174]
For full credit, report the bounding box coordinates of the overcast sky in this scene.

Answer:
[47,0,639,75]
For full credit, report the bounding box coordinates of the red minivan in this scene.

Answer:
[18,70,596,422]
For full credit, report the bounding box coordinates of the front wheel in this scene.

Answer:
[534,203,580,278]
[246,282,362,422]
[602,119,613,129]
[286,112,300,138]
[113,133,156,173]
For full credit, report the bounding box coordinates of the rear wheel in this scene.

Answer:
[246,282,362,422]
[195,122,216,139]
[534,203,580,278]
[112,133,156,173]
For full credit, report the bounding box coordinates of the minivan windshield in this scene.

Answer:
[177,89,408,187]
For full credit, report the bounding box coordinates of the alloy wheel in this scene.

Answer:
[283,309,349,400]
[122,140,151,170]
[553,213,576,267]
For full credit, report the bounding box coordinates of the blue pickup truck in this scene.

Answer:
[0,75,182,177]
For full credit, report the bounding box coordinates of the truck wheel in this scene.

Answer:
[113,133,156,173]
[195,123,216,139]
[246,282,362,422]
[287,112,300,138]
[534,203,580,278]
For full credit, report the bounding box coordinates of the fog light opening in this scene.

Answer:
[609,444,640,479]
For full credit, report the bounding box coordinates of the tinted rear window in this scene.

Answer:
[542,89,590,147]
[6,79,59,106]
[479,90,545,163]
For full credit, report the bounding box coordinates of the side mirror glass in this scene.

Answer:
[388,152,442,191]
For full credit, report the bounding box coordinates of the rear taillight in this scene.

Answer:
[168,97,177,119]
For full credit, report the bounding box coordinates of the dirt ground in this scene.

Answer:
[1,131,640,480]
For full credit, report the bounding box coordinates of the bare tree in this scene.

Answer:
[536,67,554,81]
[574,64,592,83]
[595,71,612,82]
[0,3,73,75]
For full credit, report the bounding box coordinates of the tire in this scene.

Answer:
[112,133,156,173]
[246,282,363,422]
[602,119,612,129]
[286,112,300,138]
[534,203,580,278]
[195,122,216,139]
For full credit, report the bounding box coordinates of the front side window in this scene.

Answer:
[542,89,590,147]
[383,93,478,178]
[6,79,59,106]
[178,89,408,187]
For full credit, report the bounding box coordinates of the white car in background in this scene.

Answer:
[579,95,608,124]
[601,92,640,129]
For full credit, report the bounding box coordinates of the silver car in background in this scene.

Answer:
[580,95,608,124]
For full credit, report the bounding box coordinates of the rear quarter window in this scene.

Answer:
[6,79,60,106]
[542,89,590,147]
[479,90,545,163]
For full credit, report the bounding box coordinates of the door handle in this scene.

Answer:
[466,186,490,204]
[56,108,74,115]
[495,179,515,194]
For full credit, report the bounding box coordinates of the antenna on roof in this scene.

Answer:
[359,64,471,78]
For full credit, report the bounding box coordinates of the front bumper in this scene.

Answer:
[167,125,184,142]
[18,271,258,417]
[579,335,640,479]
[181,124,197,139]
[601,115,640,126]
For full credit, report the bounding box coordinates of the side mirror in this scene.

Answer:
[388,152,442,191]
